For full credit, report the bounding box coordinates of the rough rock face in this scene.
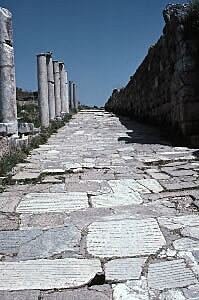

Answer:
[105,4,199,146]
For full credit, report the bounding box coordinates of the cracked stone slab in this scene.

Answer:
[147,259,197,290]
[173,238,199,251]
[0,228,42,255]
[91,191,143,208]
[17,225,81,260]
[0,258,101,290]
[0,290,40,300]
[137,179,164,193]
[108,179,151,194]
[105,257,147,282]
[16,192,89,213]
[41,285,112,299]
[87,218,166,258]
[158,215,199,230]
[113,277,149,300]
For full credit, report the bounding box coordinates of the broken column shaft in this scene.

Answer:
[37,54,49,128]
[0,8,18,135]
[53,61,61,117]
[46,53,55,120]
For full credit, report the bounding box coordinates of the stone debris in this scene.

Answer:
[87,218,166,257]
[0,258,101,290]
[148,259,197,290]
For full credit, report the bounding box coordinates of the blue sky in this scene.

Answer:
[1,0,187,106]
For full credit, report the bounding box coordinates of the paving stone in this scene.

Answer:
[160,181,198,191]
[113,277,149,300]
[42,169,65,174]
[65,180,101,193]
[105,257,147,282]
[91,191,143,208]
[173,238,199,251]
[0,290,40,300]
[12,172,40,181]
[41,285,112,300]
[0,258,101,290]
[147,259,197,290]
[16,192,89,213]
[181,226,199,240]
[0,192,21,213]
[166,169,197,177]
[160,290,186,300]
[20,213,67,230]
[183,284,199,299]
[87,218,166,258]
[137,179,164,193]
[158,215,199,230]
[0,213,19,230]
[177,251,199,277]
[0,229,42,255]
[109,179,151,194]
[149,172,170,180]
[17,225,81,260]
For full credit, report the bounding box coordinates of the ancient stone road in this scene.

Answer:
[0,110,199,299]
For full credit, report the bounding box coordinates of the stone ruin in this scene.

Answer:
[0,6,79,158]
[105,3,199,146]
[37,53,79,127]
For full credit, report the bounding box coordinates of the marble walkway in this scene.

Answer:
[0,109,199,299]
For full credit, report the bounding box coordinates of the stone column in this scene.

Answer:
[65,70,69,113]
[53,61,61,117]
[0,8,18,135]
[73,83,78,111]
[46,52,55,120]
[59,62,67,114]
[37,54,49,128]
[69,80,74,111]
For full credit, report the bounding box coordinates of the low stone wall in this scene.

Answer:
[105,4,199,146]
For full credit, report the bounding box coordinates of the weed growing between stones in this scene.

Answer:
[0,113,73,177]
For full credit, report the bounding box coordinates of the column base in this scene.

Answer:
[0,122,18,135]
